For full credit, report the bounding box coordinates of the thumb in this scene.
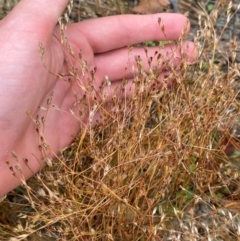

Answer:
[2,0,71,38]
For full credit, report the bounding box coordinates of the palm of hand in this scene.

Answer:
[0,17,96,153]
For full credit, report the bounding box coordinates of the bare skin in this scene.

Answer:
[0,0,196,197]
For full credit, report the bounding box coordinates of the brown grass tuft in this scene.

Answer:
[1,1,240,241]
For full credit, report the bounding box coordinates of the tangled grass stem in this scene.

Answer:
[1,1,240,241]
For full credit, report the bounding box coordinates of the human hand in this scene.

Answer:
[0,0,196,196]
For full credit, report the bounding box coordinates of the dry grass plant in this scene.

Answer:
[1,1,240,241]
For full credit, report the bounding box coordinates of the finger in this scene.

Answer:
[94,66,181,106]
[94,41,196,82]
[67,13,190,53]
[2,0,70,39]
[91,67,178,126]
